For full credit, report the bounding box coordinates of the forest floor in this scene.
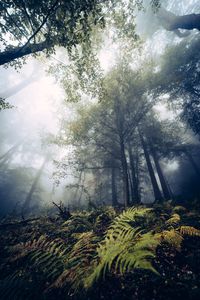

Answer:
[0,201,200,300]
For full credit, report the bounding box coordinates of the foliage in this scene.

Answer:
[180,225,200,237]
[54,231,100,291]
[1,203,200,299]
[85,208,160,289]
[0,98,13,111]
[0,0,160,68]
[154,37,200,136]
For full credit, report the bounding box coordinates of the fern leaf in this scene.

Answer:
[84,207,159,289]
[180,226,200,237]
[166,213,181,226]
[156,229,183,251]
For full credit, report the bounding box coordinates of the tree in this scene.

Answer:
[0,0,106,66]
[157,7,200,33]
[2,0,199,67]
[140,113,186,201]
[0,97,13,111]
[22,155,49,215]
[0,0,147,67]
[153,37,200,136]
[61,64,158,206]
[138,127,163,202]
[0,166,35,216]
[0,140,22,168]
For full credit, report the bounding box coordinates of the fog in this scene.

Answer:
[0,0,200,217]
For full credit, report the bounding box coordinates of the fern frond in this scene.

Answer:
[180,226,200,237]
[112,207,153,226]
[165,213,181,226]
[62,215,93,233]
[53,231,99,291]
[172,206,187,213]
[84,207,159,289]
[156,229,183,251]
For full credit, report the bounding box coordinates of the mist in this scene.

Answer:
[0,1,200,299]
[0,0,200,216]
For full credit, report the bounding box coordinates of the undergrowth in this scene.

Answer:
[0,203,200,299]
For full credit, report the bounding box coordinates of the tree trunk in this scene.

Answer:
[184,149,200,178]
[0,41,48,66]
[22,156,48,215]
[128,167,135,205]
[139,129,163,202]
[120,139,130,207]
[151,147,171,200]
[158,8,200,31]
[128,142,140,203]
[111,167,118,206]
[0,141,22,168]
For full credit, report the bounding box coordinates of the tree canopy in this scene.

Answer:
[1,0,200,67]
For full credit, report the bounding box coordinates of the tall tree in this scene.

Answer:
[22,155,49,215]
[153,37,200,136]
[150,146,171,200]
[138,128,163,202]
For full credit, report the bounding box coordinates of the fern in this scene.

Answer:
[53,231,100,291]
[0,234,70,299]
[62,215,93,233]
[165,213,181,226]
[172,206,187,213]
[180,225,200,237]
[84,207,159,289]
[156,229,183,251]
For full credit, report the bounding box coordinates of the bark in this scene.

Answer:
[128,143,140,203]
[0,41,49,66]
[120,139,130,207]
[151,147,171,200]
[139,129,163,202]
[114,97,130,207]
[158,8,200,32]
[111,167,118,206]
[22,156,48,215]
[128,167,135,205]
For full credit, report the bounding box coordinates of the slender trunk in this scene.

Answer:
[0,141,21,160]
[139,129,163,202]
[111,167,118,206]
[0,41,48,66]
[184,149,200,178]
[151,147,171,200]
[135,150,141,202]
[114,97,130,207]
[128,143,140,203]
[0,141,22,167]
[120,139,130,207]
[128,167,134,205]
[22,156,48,215]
